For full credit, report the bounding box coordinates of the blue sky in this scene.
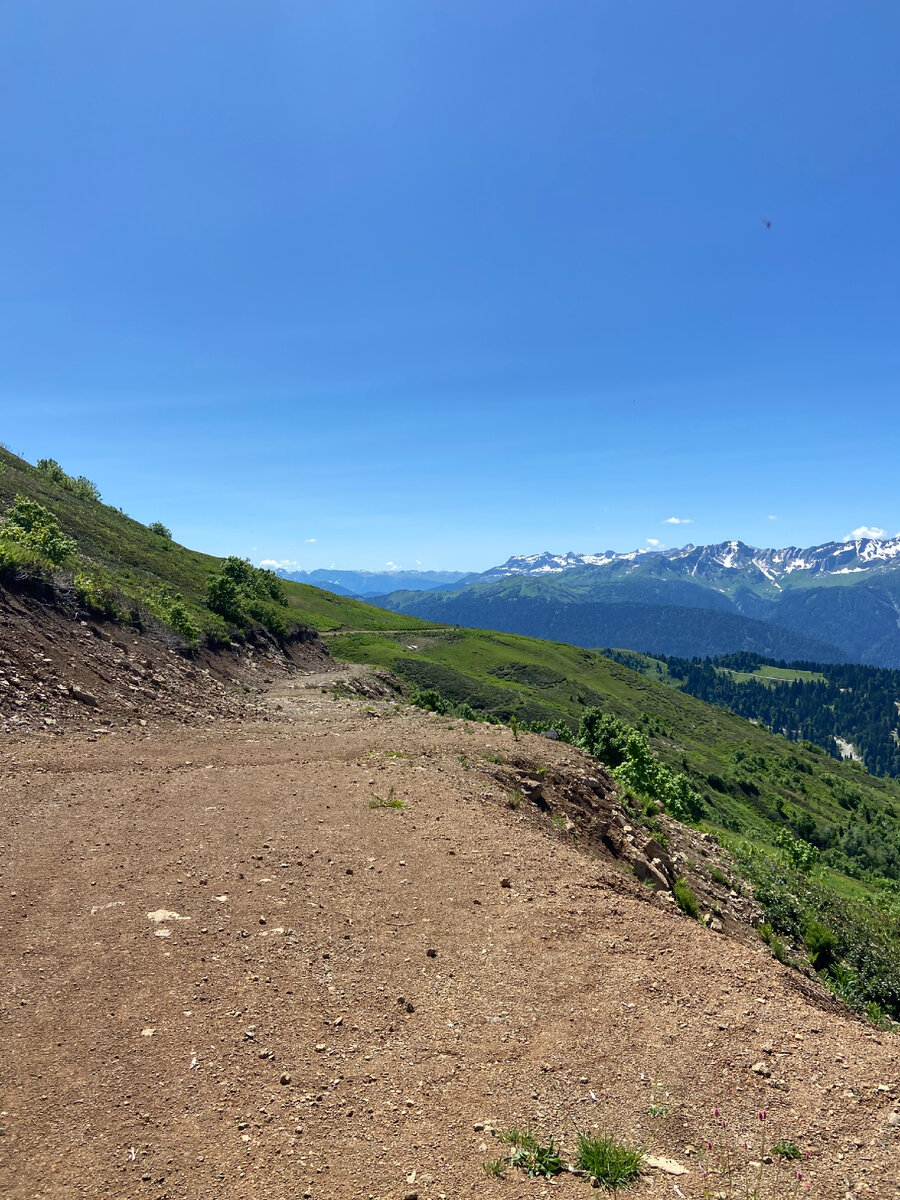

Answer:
[2,0,899,571]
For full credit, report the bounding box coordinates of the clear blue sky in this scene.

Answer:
[2,1,899,570]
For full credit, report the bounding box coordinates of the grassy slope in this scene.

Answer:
[0,447,430,637]
[330,626,900,848]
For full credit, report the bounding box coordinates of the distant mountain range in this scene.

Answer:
[373,537,900,667]
[275,567,468,597]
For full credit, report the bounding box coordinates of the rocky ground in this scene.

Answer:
[3,659,900,1200]
[0,582,328,736]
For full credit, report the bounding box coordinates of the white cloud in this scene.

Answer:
[767,514,778,521]
[385,561,398,569]
[304,538,317,543]
[844,525,887,541]
[260,558,299,569]
[646,538,664,548]
[663,516,692,525]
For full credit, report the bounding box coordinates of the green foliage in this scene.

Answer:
[0,494,77,564]
[495,1129,563,1179]
[152,586,200,642]
[148,521,172,539]
[73,571,119,618]
[673,876,700,919]
[205,571,244,623]
[204,557,288,628]
[770,1139,803,1162]
[479,1158,507,1178]
[368,787,405,809]
[36,458,100,501]
[775,827,819,873]
[574,1132,644,1190]
[578,709,705,821]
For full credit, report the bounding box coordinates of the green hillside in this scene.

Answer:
[0,447,427,641]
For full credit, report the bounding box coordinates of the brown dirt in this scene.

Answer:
[0,581,328,737]
[3,663,900,1200]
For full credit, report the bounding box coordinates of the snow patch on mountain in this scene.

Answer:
[477,536,900,584]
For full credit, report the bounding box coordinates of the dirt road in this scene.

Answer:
[2,677,899,1198]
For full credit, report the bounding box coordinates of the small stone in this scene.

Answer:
[426,948,437,958]
[644,1154,688,1176]
[500,877,512,888]
[280,1073,291,1085]
[751,1061,772,1077]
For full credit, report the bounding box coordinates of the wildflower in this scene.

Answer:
[713,1107,720,1117]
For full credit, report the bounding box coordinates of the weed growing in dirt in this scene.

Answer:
[480,1157,507,1178]
[575,1131,644,1189]
[482,753,504,764]
[698,1108,813,1198]
[368,787,405,809]
[770,1140,802,1161]
[673,876,700,919]
[495,1128,563,1179]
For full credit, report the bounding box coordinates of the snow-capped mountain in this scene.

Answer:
[475,537,900,589]
[377,537,900,667]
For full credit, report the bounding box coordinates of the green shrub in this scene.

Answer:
[804,918,837,971]
[0,495,76,564]
[74,572,119,618]
[36,458,100,501]
[578,708,704,820]
[575,1131,643,1189]
[148,521,172,539]
[673,877,700,919]
[205,557,287,627]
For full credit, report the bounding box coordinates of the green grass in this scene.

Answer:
[0,447,434,644]
[673,876,701,919]
[368,787,405,809]
[494,1128,563,1179]
[725,664,826,685]
[574,1131,644,1189]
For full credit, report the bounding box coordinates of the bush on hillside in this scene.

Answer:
[0,495,77,564]
[578,708,705,820]
[148,521,172,539]
[36,458,101,502]
[205,556,287,627]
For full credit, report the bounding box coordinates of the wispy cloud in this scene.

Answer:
[844,525,887,541]
[260,558,298,569]
[304,537,317,543]
[646,538,664,548]
[767,514,778,521]
[663,516,692,525]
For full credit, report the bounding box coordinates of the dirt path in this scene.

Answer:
[2,679,899,1199]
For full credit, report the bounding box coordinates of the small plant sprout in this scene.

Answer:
[697,1106,814,1198]
[368,786,405,809]
[494,1128,563,1179]
[480,1157,506,1178]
